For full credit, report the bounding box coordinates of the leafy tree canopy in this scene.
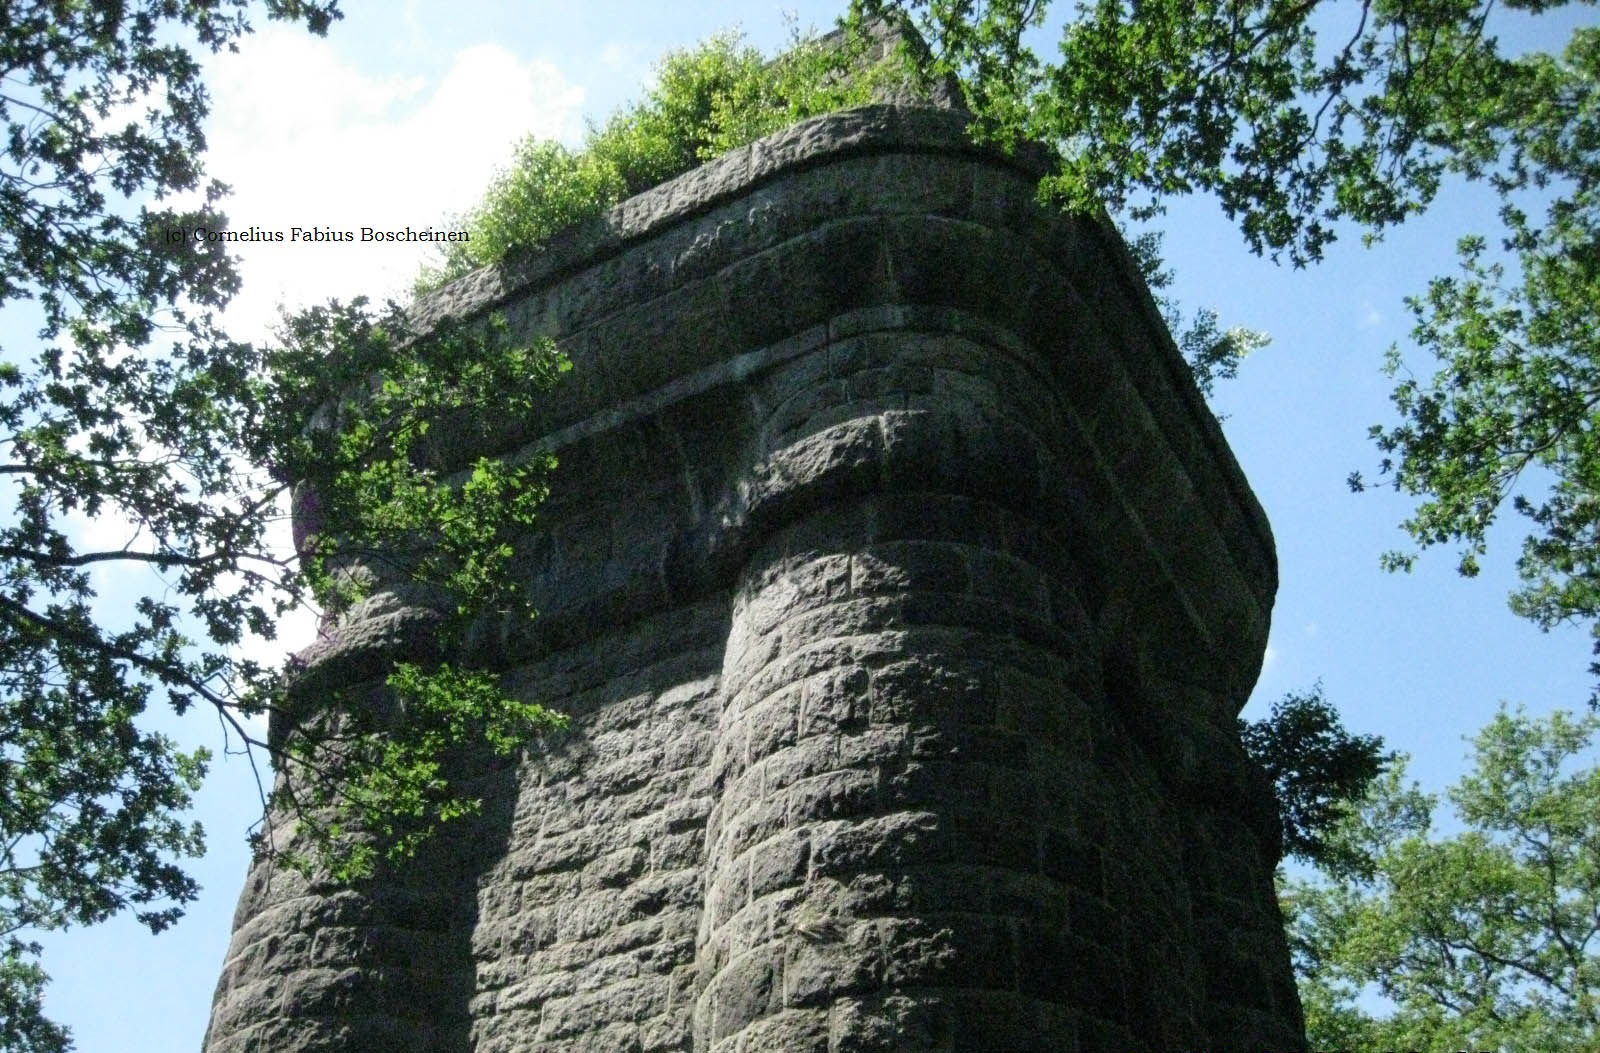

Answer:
[1284,705,1599,1051]
[1366,52,1600,691]
[1241,683,1392,874]
[0,3,567,1049]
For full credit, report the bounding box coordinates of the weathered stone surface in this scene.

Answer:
[204,100,1300,1052]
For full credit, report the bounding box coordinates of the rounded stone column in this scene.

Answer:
[690,324,1205,1051]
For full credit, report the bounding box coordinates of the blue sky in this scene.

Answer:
[25,2,1596,1049]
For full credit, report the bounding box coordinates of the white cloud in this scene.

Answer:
[199,26,586,343]
[1360,302,1383,328]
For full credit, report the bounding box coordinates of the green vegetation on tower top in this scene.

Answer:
[415,25,924,293]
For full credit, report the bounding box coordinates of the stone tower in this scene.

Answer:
[203,102,1304,1052]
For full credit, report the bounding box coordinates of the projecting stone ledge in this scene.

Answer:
[204,104,1302,1053]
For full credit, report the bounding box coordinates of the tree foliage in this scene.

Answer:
[854,0,1589,263]
[0,3,567,1048]
[250,302,570,879]
[1360,29,1600,693]
[1124,227,1271,402]
[1284,706,1600,1051]
[1240,683,1392,873]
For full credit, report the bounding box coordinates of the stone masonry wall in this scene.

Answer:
[203,104,1303,1052]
